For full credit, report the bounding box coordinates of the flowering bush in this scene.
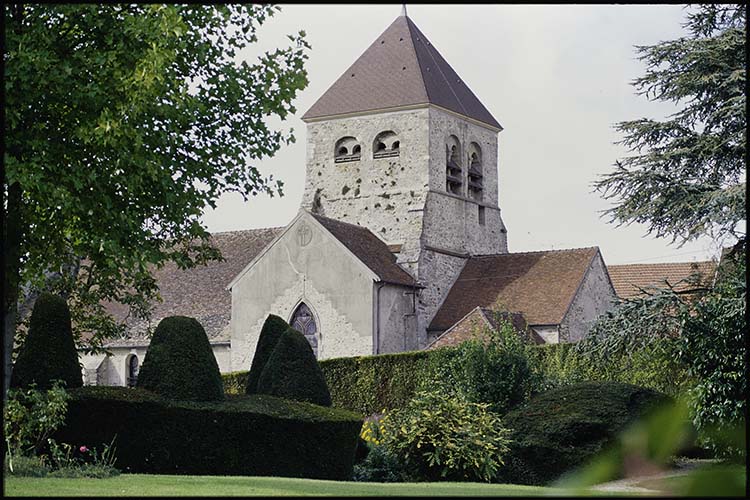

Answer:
[379,390,512,482]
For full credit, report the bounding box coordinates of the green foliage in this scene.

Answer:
[136,316,224,401]
[498,381,671,485]
[3,5,311,400]
[222,371,248,396]
[351,443,410,483]
[46,437,119,478]
[558,397,745,497]
[681,249,746,455]
[4,382,70,462]
[320,350,431,414]
[595,4,745,245]
[422,322,536,415]
[256,328,332,407]
[380,390,512,482]
[3,454,50,477]
[246,314,289,394]
[10,293,82,391]
[53,386,363,479]
[531,339,693,398]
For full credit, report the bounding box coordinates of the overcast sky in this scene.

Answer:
[200,4,732,266]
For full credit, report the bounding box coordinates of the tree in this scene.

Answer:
[590,4,746,456]
[594,5,745,246]
[3,4,310,400]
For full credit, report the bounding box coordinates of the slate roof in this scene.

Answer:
[607,261,716,300]
[311,213,418,287]
[100,228,281,347]
[429,247,600,332]
[302,14,502,130]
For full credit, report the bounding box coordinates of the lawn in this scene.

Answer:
[4,474,610,497]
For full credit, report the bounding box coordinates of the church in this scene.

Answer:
[82,12,630,386]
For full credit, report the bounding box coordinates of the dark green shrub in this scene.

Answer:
[257,328,332,407]
[10,293,82,390]
[246,314,289,394]
[352,443,409,483]
[136,316,223,401]
[53,386,362,480]
[498,381,671,485]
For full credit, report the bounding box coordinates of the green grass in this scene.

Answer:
[4,474,612,497]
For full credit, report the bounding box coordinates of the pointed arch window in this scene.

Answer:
[291,302,318,357]
[126,354,139,388]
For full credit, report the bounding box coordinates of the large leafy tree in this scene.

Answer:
[588,4,746,455]
[3,4,309,400]
[595,4,745,246]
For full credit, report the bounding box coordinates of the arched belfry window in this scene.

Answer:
[290,302,318,357]
[126,354,139,388]
[335,136,361,163]
[373,131,400,159]
[467,142,483,200]
[446,135,462,195]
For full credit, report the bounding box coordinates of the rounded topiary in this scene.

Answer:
[10,293,83,390]
[497,381,671,485]
[136,316,224,401]
[256,327,332,407]
[245,314,290,394]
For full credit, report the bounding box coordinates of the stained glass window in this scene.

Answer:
[291,302,318,357]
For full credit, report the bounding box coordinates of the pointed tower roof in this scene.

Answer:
[302,14,502,130]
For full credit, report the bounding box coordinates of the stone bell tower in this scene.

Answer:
[300,11,508,346]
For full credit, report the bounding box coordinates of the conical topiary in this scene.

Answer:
[245,314,290,394]
[136,316,224,401]
[256,327,332,407]
[10,293,83,390]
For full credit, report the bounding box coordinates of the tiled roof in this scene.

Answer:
[302,15,502,130]
[429,247,600,332]
[100,228,281,347]
[311,213,418,287]
[427,307,542,350]
[607,261,716,300]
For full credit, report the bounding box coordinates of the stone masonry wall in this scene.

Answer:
[560,252,617,342]
[302,108,430,268]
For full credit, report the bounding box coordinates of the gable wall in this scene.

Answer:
[560,253,617,342]
[230,215,374,371]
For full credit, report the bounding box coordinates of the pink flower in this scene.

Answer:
[79,446,89,453]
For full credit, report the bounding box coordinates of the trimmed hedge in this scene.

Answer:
[53,386,363,480]
[497,381,671,486]
[319,350,432,415]
[257,328,332,407]
[246,314,289,394]
[11,293,82,390]
[136,316,224,401]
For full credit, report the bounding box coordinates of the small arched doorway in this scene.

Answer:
[126,354,139,388]
[290,302,318,357]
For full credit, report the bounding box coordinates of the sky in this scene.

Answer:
[200,4,733,266]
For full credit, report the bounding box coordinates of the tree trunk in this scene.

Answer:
[3,182,23,402]
[4,4,25,403]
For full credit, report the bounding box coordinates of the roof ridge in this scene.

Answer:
[471,246,599,258]
[608,260,715,268]
[209,227,284,236]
